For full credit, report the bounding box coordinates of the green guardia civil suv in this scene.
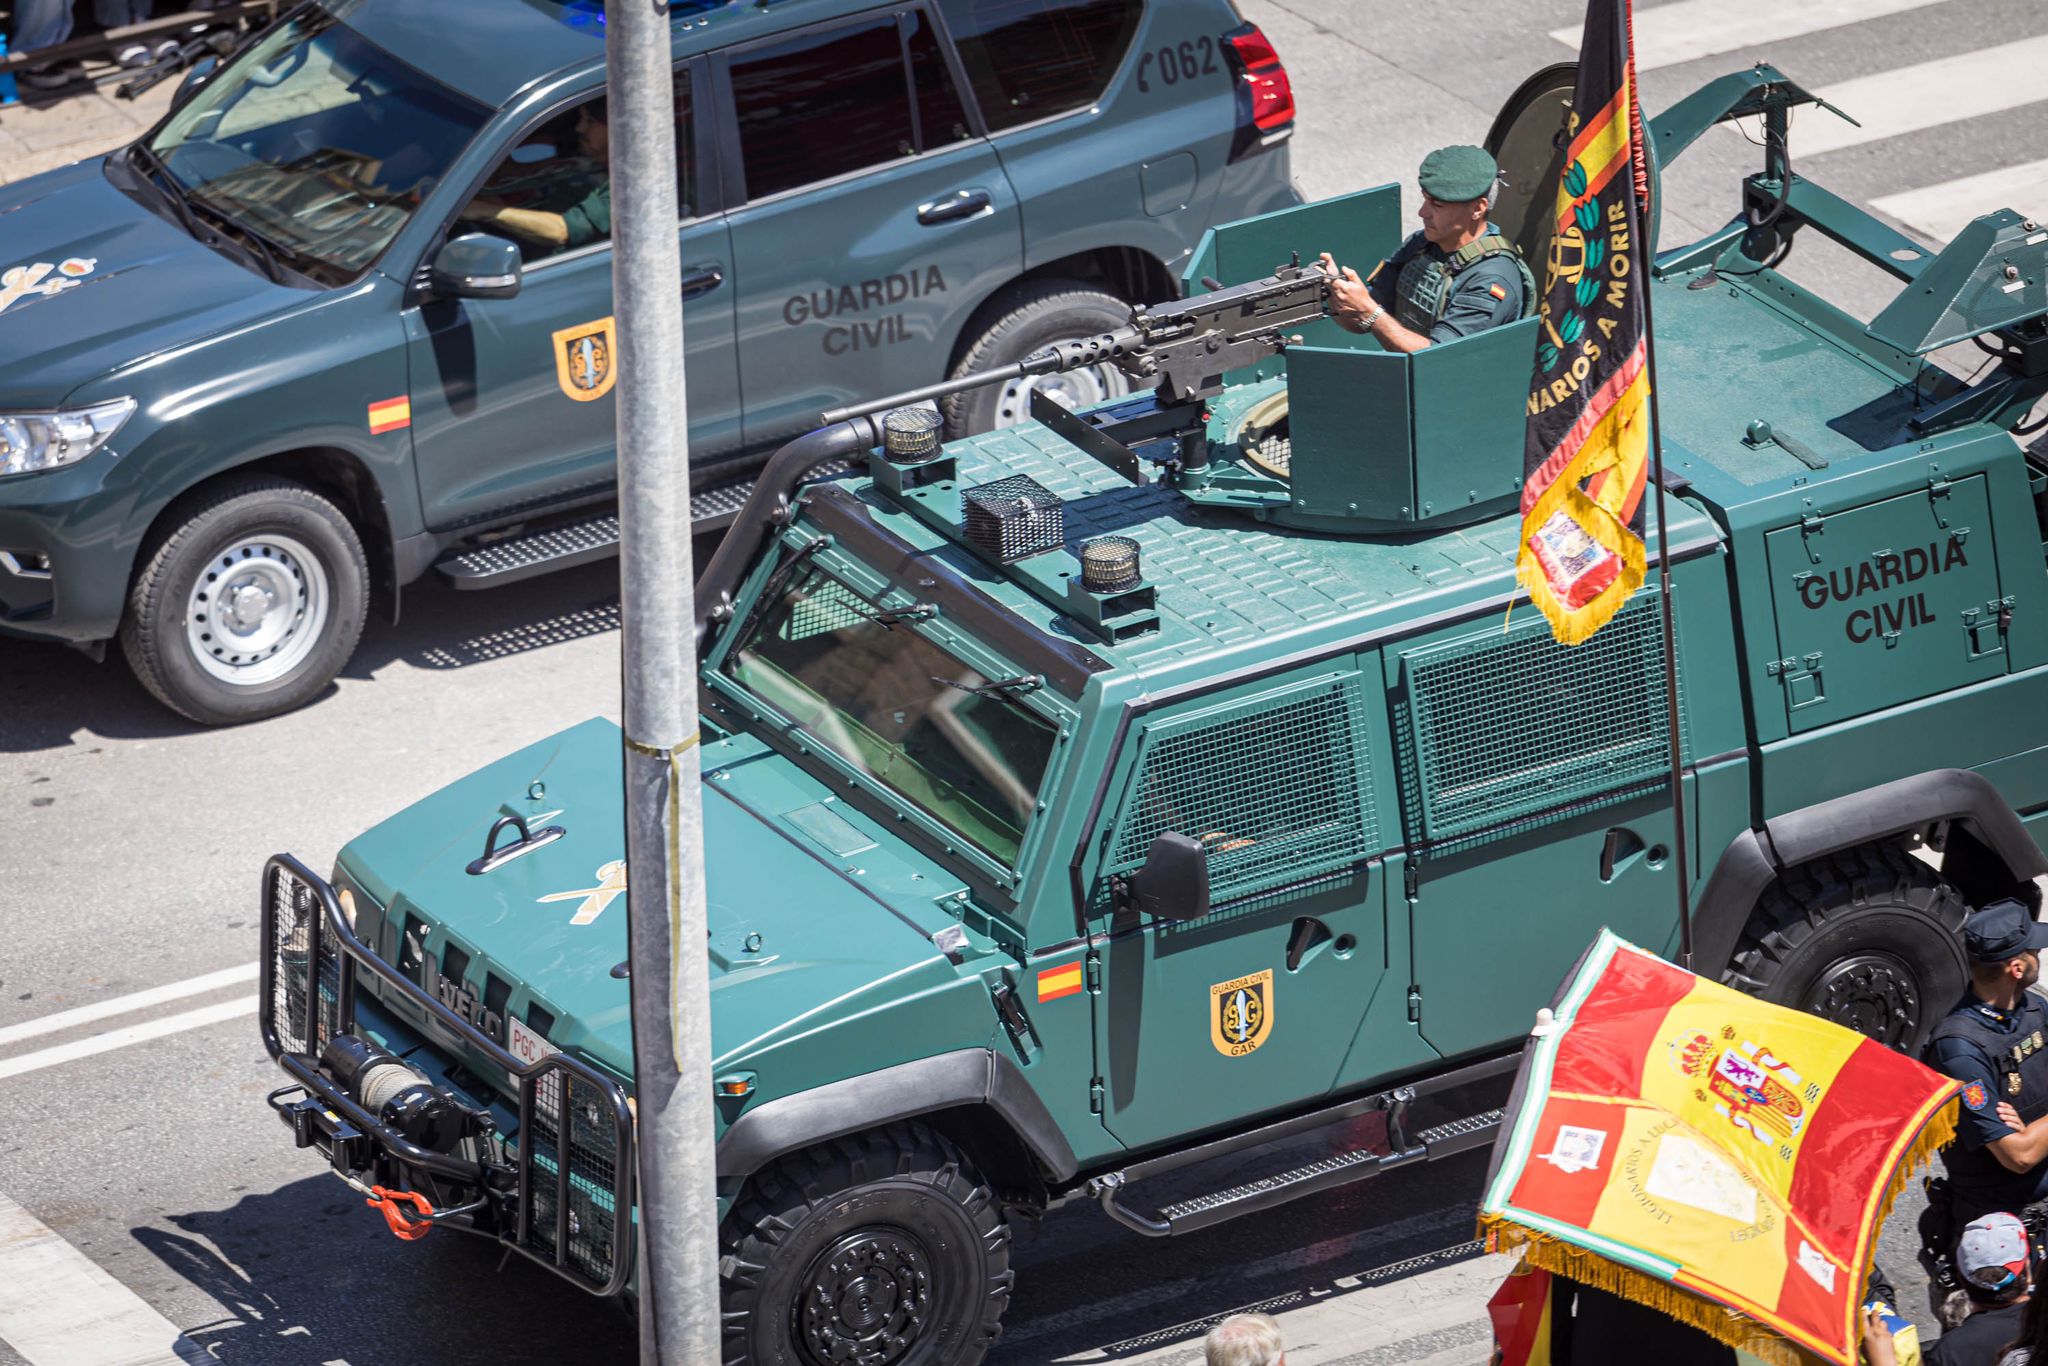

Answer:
[256,63,2048,1364]
[0,0,1297,725]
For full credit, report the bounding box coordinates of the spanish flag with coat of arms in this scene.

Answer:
[1518,0,1656,645]
[1478,930,1958,1366]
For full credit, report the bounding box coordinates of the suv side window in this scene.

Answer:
[937,0,1142,131]
[458,74,695,264]
[730,13,969,201]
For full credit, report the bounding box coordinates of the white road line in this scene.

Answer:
[1778,34,2048,156]
[1872,155,2048,243]
[0,963,259,1048]
[1550,0,1946,73]
[0,1189,204,1366]
[0,997,257,1081]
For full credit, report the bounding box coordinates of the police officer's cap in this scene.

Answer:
[1962,898,2048,963]
[1418,145,1498,203]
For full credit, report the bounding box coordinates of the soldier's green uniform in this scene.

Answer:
[1366,145,1535,344]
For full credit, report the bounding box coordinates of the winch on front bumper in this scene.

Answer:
[257,854,635,1296]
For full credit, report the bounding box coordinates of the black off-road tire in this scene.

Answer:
[941,282,1131,436]
[1725,842,1970,1053]
[120,478,368,726]
[719,1122,1011,1366]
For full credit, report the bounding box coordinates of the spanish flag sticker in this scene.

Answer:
[1488,283,1507,301]
[367,396,412,434]
[1037,961,1083,1003]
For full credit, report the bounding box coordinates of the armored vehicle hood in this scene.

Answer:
[0,159,296,407]
[336,718,959,1079]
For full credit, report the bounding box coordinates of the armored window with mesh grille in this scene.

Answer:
[1102,672,1377,905]
[1400,593,1681,846]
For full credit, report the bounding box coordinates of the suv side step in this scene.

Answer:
[435,463,850,590]
[1087,1053,1515,1238]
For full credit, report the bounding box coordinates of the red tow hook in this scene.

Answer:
[366,1186,436,1241]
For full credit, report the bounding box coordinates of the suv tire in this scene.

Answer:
[121,478,368,726]
[719,1121,1012,1366]
[1726,842,1969,1053]
[942,282,1132,436]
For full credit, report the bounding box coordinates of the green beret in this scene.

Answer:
[1418,145,1498,203]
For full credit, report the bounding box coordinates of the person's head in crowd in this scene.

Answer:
[1205,1312,1285,1366]
[1960,1212,2035,1307]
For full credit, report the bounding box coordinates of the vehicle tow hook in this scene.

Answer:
[366,1186,437,1241]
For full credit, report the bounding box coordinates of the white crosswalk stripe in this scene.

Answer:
[1552,0,1949,73]
[1768,33,2048,156]
[1872,155,2048,243]
[0,1189,205,1365]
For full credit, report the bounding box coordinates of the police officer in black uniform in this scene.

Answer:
[1925,899,2048,1229]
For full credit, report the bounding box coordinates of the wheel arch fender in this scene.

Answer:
[713,1049,1079,1197]
[1693,768,2047,978]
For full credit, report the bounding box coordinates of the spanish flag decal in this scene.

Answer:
[1037,961,1083,1003]
[367,396,412,434]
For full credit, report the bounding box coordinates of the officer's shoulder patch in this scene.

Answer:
[1488,283,1507,300]
[1964,1080,1991,1111]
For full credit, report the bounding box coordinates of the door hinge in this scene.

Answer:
[1928,470,1953,527]
[1402,861,1419,904]
[1084,950,1101,993]
[1407,985,1422,1023]
[1089,1077,1104,1114]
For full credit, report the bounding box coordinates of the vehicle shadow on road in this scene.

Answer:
[132,1177,636,1364]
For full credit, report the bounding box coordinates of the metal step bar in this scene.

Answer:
[1089,1053,1515,1238]
[433,470,775,590]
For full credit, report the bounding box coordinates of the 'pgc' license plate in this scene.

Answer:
[507,1014,560,1069]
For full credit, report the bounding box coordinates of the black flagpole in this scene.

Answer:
[1627,11,1694,970]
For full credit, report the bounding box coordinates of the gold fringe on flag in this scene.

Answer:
[1474,1100,1956,1366]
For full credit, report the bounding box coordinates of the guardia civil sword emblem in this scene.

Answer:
[552,316,617,402]
[1211,969,1274,1057]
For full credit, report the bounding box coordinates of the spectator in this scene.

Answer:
[1933,1213,2035,1365]
[10,0,78,90]
[1205,1312,1285,1366]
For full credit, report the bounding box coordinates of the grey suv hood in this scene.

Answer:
[0,158,297,407]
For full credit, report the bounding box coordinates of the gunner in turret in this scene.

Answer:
[1319,144,1535,352]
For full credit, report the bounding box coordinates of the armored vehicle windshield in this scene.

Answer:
[723,565,1059,866]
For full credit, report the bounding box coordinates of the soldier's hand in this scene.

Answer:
[1318,254,1372,317]
[2000,1100,2024,1130]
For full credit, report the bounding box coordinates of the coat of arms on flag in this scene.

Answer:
[1517,0,1656,644]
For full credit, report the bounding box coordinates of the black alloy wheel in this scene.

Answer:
[1726,841,1971,1053]
[719,1122,1011,1366]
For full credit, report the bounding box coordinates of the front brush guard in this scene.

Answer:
[257,853,635,1297]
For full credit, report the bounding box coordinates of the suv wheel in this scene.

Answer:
[942,282,1132,436]
[1726,842,1970,1053]
[121,478,368,726]
[720,1122,1011,1366]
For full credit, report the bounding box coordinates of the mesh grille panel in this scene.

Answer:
[1403,594,1679,843]
[524,1066,623,1288]
[1107,675,1376,903]
[784,577,873,641]
[268,865,337,1056]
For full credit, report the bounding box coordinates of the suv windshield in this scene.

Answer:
[147,10,489,284]
[725,567,1058,867]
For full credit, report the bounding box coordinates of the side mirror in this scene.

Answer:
[428,233,522,300]
[1128,831,1211,921]
[170,55,219,110]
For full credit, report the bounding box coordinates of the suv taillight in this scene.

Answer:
[1225,23,1294,156]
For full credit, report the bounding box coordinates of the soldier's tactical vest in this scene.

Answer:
[1926,997,2048,1214]
[1393,232,1539,333]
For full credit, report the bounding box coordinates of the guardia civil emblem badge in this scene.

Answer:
[1210,969,1274,1057]
[552,316,617,402]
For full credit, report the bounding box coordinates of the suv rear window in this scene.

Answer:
[938,0,1142,131]
[731,14,971,201]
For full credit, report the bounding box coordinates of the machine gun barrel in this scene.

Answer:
[819,261,1330,426]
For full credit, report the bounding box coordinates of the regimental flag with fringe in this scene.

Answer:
[1518,0,1655,644]
[1478,930,1960,1366]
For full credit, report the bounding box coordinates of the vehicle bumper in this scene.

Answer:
[0,464,140,643]
[257,855,636,1296]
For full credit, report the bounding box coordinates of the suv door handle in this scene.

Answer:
[679,263,724,300]
[917,189,992,226]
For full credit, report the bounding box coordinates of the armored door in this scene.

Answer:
[1084,666,1390,1150]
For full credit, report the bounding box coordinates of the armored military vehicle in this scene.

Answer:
[257,64,2048,1363]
